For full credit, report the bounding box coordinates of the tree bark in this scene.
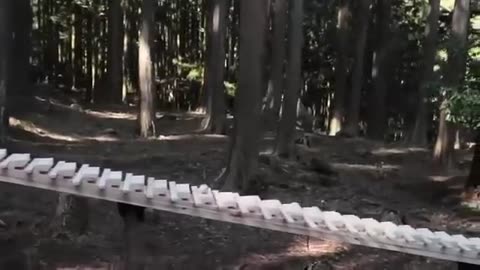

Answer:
[329,0,350,136]
[0,0,10,143]
[9,0,32,98]
[465,131,480,189]
[52,194,89,235]
[344,0,371,136]
[275,0,304,158]
[433,0,470,167]
[409,0,440,146]
[222,0,269,192]
[73,3,84,90]
[202,0,229,134]
[138,0,155,138]
[367,0,392,140]
[264,0,288,129]
[106,0,124,104]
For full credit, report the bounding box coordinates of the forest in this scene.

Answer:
[0,0,479,269]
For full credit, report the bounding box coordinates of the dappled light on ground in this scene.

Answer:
[10,117,119,142]
[331,162,401,172]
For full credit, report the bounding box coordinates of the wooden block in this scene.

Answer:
[71,164,100,186]
[25,158,54,183]
[191,185,216,208]
[259,200,282,220]
[303,207,323,228]
[48,161,77,179]
[97,169,123,190]
[213,191,240,213]
[121,173,145,193]
[237,196,262,216]
[0,153,31,178]
[280,203,304,224]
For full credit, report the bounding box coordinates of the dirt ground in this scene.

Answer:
[0,90,478,269]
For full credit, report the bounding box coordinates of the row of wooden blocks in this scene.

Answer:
[0,150,479,259]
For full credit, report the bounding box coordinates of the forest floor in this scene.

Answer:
[0,87,478,270]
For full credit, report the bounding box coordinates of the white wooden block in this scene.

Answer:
[25,158,54,182]
[71,164,100,186]
[280,203,304,224]
[0,154,31,178]
[169,181,179,202]
[0,149,7,160]
[342,215,364,233]
[176,183,193,203]
[237,196,262,216]
[362,218,382,237]
[145,179,168,199]
[259,200,282,220]
[303,207,323,228]
[433,231,456,249]
[416,228,435,245]
[97,169,123,190]
[380,221,401,241]
[191,185,216,208]
[322,211,344,231]
[213,191,240,212]
[121,173,145,193]
[48,161,77,179]
[396,225,420,244]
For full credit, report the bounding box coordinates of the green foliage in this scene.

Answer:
[446,87,480,129]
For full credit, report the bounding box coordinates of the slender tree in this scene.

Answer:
[433,0,470,167]
[408,0,441,146]
[202,0,229,134]
[221,0,269,192]
[0,0,10,143]
[264,0,288,129]
[367,0,392,140]
[344,0,372,136]
[138,0,155,137]
[329,0,350,136]
[275,0,304,157]
[9,0,33,97]
[106,0,124,104]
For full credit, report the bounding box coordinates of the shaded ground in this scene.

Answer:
[0,90,477,269]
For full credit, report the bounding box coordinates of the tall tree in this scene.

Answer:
[0,0,10,143]
[367,0,392,140]
[433,0,470,167]
[9,0,33,97]
[408,0,441,146]
[221,0,269,192]
[329,0,350,136]
[264,0,288,129]
[138,0,155,137]
[275,0,304,157]
[106,0,124,104]
[201,0,229,134]
[344,0,372,136]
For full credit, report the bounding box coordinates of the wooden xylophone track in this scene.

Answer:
[0,149,479,265]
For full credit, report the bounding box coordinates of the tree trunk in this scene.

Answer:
[409,0,440,146]
[367,0,392,140]
[106,0,124,104]
[138,0,155,138]
[344,0,371,136]
[264,0,288,129]
[73,3,84,90]
[221,0,269,192]
[433,0,470,167]
[275,0,304,158]
[329,0,350,136]
[0,0,10,143]
[202,0,229,134]
[52,194,89,235]
[9,0,32,98]
[465,131,480,189]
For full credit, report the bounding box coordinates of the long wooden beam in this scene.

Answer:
[0,150,479,264]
